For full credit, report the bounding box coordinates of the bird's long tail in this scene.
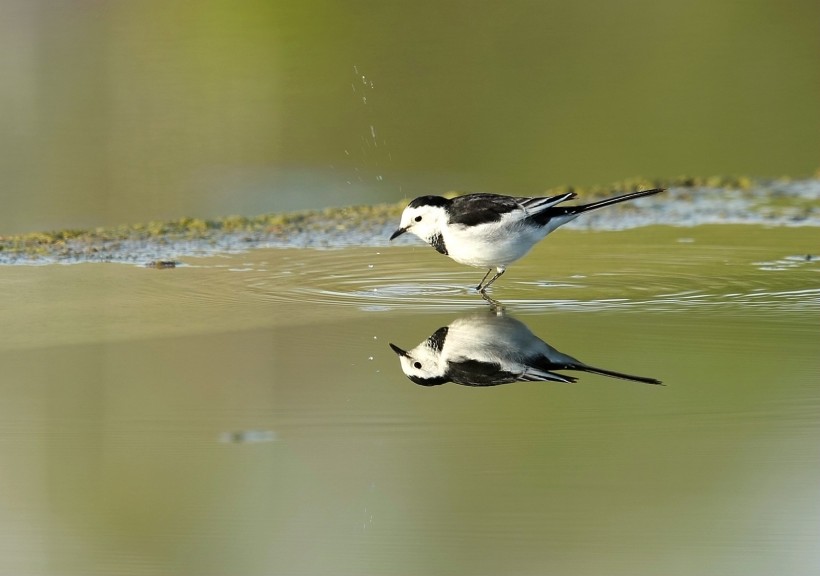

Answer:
[573,364,663,385]
[532,188,664,231]
[565,188,665,215]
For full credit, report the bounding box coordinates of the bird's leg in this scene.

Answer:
[481,268,505,291]
[478,268,506,309]
[475,268,493,291]
[479,290,504,310]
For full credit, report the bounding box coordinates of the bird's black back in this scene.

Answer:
[413,189,663,229]
[446,194,525,226]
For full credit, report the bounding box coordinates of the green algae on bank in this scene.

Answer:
[1,176,819,265]
[0,201,408,264]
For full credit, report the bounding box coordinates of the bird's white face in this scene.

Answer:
[389,339,448,385]
[395,204,448,243]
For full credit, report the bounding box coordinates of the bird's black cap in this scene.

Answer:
[407,195,451,209]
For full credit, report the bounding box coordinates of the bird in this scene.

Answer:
[389,311,662,387]
[389,187,664,306]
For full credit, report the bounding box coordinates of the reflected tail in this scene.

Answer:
[578,364,663,385]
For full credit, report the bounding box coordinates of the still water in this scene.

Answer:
[1,225,818,575]
[2,0,819,235]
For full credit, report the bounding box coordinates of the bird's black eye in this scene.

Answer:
[414,215,422,222]
[413,361,422,369]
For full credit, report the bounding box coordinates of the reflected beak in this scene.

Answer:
[389,227,407,240]
[389,343,409,357]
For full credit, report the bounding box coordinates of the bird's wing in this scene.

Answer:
[446,358,519,386]
[447,358,577,386]
[519,368,577,384]
[447,192,577,227]
[446,194,527,226]
[516,353,579,383]
[514,192,577,214]
[518,192,579,227]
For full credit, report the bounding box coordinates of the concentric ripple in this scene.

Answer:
[242,249,486,311]
[187,246,820,316]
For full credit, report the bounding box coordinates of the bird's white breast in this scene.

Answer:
[442,217,547,268]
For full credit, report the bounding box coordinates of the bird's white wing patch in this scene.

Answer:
[517,192,576,214]
[519,367,575,383]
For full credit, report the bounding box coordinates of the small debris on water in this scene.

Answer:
[220,430,277,444]
[146,260,178,269]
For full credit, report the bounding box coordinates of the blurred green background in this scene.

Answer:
[1,0,818,235]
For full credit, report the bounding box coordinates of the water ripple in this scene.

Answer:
[193,248,820,316]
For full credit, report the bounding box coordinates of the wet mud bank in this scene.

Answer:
[1,177,818,265]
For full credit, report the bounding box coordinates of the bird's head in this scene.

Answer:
[389,327,450,386]
[389,196,451,243]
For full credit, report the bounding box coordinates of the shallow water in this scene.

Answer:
[1,225,819,575]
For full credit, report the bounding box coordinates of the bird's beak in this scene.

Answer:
[389,227,406,241]
[389,342,409,357]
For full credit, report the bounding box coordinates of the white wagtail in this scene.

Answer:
[389,311,662,387]
[390,187,664,305]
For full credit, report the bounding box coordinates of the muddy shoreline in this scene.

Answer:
[2,177,818,265]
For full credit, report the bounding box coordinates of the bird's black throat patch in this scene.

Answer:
[408,374,449,387]
[427,326,449,353]
[430,233,448,255]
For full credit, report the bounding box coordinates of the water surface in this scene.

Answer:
[1,225,818,575]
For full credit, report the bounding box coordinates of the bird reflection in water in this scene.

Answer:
[389,311,662,387]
